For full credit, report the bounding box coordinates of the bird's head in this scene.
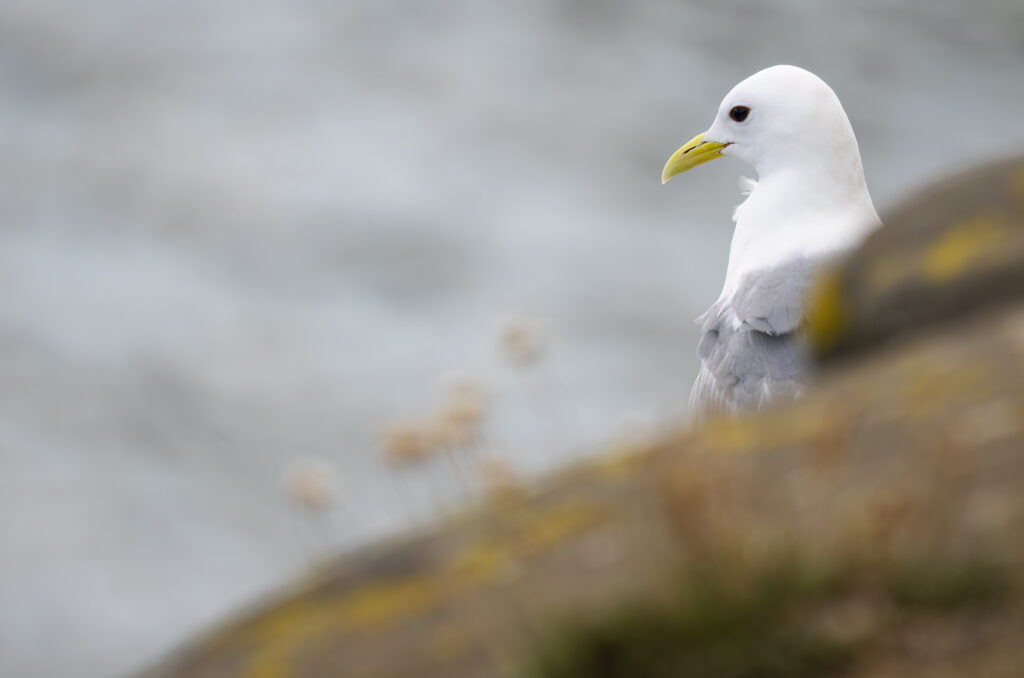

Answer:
[662,65,862,184]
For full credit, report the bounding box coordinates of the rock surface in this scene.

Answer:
[808,156,1024,361]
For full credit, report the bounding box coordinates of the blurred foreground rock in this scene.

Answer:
[140,156,1024,678]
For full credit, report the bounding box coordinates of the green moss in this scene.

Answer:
[523,564,853,678]
[887,558,1011,612]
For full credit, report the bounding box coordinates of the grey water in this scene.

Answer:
[1,1,1023,676]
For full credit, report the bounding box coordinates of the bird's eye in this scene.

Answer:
[729,106,750,122]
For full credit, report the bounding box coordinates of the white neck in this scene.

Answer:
[721,166,879,299]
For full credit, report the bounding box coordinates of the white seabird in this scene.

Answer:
[662,65,881,418]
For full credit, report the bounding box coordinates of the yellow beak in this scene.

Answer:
[661,133,728,184]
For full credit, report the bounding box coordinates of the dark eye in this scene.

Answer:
[729,106,750,122]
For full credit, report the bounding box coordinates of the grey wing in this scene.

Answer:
[689,257,827,418]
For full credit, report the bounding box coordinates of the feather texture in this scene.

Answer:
[689,256,827,418]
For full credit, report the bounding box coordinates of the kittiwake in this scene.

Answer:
[662,65,881,418]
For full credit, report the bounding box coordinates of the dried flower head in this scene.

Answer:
[285,458,339,511]
[496,315,546,367]
[440,374,488,404]
[430,415,476,449]
[441,389,486,426]
[476,455,524,500]
[431,375,489,449]
[379,419,438,467]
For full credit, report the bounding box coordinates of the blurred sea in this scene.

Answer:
[2,1,1023,676]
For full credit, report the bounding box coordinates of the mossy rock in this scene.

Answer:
[807,155,1024,361]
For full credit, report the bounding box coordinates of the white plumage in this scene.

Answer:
[663,65,881,418]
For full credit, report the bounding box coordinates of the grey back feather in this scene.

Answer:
[690,255,832,419]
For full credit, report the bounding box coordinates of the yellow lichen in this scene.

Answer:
[593,445,651,480]
[920,213,1008,283]
[805,268,848,354]
[226,575,441,678]
[333,577,439,629]
[232,598,321,647]
[449,541,515,585]
[241,651,293,678]
[516,504,608,556]
[447,503,607,586]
